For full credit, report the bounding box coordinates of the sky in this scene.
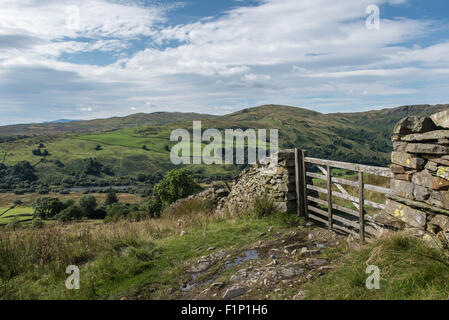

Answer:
[0,0,449,125]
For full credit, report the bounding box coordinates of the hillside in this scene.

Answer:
[0,104,447,193]
[0,112,216,136]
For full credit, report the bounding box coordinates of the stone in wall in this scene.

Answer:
[422,155,449,166]
[431,110,449,129]
[412,170,449,190]
[393,116,436,135]
[383,199,427,229]
[390,179,415,200]
[428,215,449,232]
[428,190,449,209]
[405,143,449,154]
[400,130,449,142]
[391,151,425,170]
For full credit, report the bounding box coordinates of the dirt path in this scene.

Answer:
[174,227,348,300]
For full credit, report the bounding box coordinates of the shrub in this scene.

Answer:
[104,203,130,223]
[105,190,118,206]
[162,198,215,219]
[32,197,67,220]
[57,205,83,222]
[79,195,97,218]
[142,196,162,218]
[6,217,20,231]
[154,169,202,207]
[251,194,275,218]
[32,218,44,229]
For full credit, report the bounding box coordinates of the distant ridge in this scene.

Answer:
[0,104,447,137]
[42,119,80,124]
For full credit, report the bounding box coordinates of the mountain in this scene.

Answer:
[42,119,80,124]
[0,104,447,192]
[0,112,216,136]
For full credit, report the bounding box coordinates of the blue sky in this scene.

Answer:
[0,0,449,125]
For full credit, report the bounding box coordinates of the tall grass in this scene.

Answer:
[304,233,449,300]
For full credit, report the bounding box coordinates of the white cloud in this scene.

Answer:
[0,0,449,124]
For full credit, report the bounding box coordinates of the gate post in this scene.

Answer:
[358,171,365,243]
[295,148,307,218]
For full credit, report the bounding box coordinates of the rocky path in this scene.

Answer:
[176,227,348,300]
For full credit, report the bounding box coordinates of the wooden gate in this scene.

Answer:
[294,148,393,242]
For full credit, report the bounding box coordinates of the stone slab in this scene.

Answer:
[430,109,449,129]
[384,199,427,229]
[405,143,449,155]
[412,170,449,190]
[393,116,436,135]
[391,151,425,169]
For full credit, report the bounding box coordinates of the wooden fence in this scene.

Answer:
[295,148,393,242]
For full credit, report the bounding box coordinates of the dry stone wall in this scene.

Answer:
[216,150,297,215]
[381,109,449,243]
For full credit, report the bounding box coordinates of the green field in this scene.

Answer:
[0,206,34,224]
[0,104,446,200]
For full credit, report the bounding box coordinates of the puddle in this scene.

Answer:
[181,250,259,292]
[225,250,259,269]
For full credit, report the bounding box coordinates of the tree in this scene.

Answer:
[32,197,66,219]
[154,169,202,207]
[12,161,37,181]
[144,195,162,218]
[105,189,118,206]
[57,205,83,222]
[79,195,97,218]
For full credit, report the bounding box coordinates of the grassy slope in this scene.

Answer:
[0,207,304,299]
[2,204,448,300]
[0,104,447,186]
[304,234,449,300]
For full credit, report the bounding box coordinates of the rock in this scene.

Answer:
[280,268,296,279]
[390,179,414,200]
[439,138,449,145]
[393,116,436,135]
[189,261,211,273]
[405,143,449,155]
[390,164,406,174]
[436,166,449,181]
[413,185,430,201]
[429,215,449,232]
[230,275,244,282]
[180,230,186,236]
[292,291,304,300]
[207,247,216,251]
[428,190,449,208]
[384,199,427,229]
[423,155,449,166]
[223,286,248,300]
[391,152,425,170]
[372,212,406,230]
[400,130,449,142]
[388,194,449,216]
[425,161,439,173]
[412,170,449,190]
[305,258,328,267]
[211,282,224,289]
[430,110,449,129]
[393,141,407,152]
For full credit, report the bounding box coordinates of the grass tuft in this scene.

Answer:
[303,233,449,300]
